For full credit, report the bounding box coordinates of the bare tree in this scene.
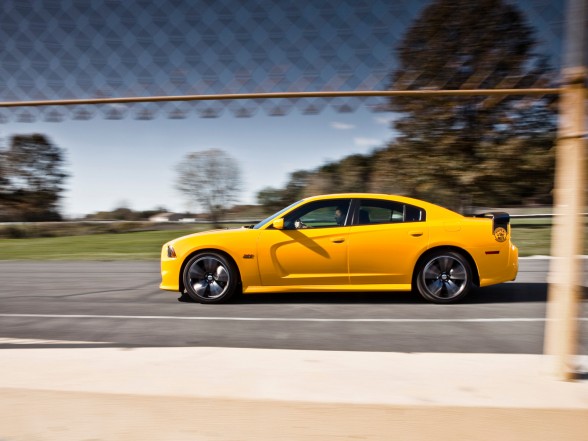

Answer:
[175,149,242,226]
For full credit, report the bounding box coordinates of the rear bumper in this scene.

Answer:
[476,242,519,287]
[507,244,519,281]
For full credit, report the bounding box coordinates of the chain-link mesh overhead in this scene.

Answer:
[0,0,565,122]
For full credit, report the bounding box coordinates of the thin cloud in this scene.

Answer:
[330,122,355,130]
[374,116,395,125]
[354,137,382,148]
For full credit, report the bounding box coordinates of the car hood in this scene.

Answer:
[171,227,251,243]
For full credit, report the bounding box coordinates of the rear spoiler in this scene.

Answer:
[472,211,510,231]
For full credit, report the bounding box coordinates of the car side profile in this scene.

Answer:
[160,193,518,304]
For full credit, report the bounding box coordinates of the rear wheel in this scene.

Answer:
[183,252,239,304]
[416,251,472,304]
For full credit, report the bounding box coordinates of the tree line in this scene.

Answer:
[256,0,556,213]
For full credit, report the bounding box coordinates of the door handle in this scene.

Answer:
[410,231,424,237]
[331,237,345,243]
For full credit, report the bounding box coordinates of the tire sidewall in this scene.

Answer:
[416,250,472,304]
[182,252,238,304]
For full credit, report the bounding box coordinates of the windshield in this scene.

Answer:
[252,200,302,229]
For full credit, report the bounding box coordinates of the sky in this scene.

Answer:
[1,107,396,216]
[0,0,565,217]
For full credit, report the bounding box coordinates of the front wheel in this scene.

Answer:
[183,252,239,304]
[416,251,472,304]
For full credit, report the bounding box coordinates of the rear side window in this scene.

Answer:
[356,199,426,225]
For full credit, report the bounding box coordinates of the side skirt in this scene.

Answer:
[243,284,412,294]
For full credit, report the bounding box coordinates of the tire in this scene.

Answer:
[416,251,472,304]
[182,252,239,304]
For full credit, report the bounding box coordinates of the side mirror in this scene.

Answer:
[272,218,284,230]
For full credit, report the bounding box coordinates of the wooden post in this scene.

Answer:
[544,0,587,382]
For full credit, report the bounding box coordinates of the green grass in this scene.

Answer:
[511,228,552,257]
[0,229,200,260]
[510,220,588,256]
[0,224,584,260]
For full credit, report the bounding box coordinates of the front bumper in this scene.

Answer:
[160,245,181,292]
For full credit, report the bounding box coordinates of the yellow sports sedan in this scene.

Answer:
[160,193,518,304]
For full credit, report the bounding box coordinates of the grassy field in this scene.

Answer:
[0,223,571,260]
[510,228,552,257]
[0,229,201,260]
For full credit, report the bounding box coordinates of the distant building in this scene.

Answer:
[149,212,189,222]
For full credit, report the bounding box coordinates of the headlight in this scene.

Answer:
[167,245,177,258]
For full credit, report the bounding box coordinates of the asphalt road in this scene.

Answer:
[0,260,586,353]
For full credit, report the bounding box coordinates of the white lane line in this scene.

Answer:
[1,313,587,323]
[0,337,112,345]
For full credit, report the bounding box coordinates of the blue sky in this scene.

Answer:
[1,107,396,216]
[0,0,564,216]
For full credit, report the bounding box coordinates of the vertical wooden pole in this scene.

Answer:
[544,0,587,382]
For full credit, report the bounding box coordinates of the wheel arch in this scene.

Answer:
[412,246,480,288]
[178,248,242,294]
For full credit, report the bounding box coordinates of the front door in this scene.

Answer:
[257,199,352,286]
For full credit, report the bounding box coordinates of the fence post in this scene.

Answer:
[544,0,587,381]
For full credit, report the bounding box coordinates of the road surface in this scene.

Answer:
[0,259,586,353]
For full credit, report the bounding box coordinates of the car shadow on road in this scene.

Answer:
[230,282,551,305]
[463,283,548,304]
[235,290,421,304]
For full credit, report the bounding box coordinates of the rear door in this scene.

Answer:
[347,199,429,285]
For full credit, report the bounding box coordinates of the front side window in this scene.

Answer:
[283,199,352,229]
[253,200,301,229]
[356,199,426,225]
